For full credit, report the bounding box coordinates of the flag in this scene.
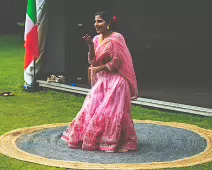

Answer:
[24,0,39,88]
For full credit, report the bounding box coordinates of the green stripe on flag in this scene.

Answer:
[27,0,37,24]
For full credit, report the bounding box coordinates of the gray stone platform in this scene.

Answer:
[16,123,207,164]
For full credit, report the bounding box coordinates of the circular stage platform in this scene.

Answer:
[0,120,211,169]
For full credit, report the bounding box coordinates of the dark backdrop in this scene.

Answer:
[0,0,27,34]
[43,0,212,88]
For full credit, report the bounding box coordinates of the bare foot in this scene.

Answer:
[117,148,129,153]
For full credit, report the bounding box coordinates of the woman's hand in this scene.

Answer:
[82,34,94,47]
[90,66,101,74]
[90,65,108,74]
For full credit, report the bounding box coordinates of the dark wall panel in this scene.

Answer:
[43,0,66,74]
[123,0,212,85]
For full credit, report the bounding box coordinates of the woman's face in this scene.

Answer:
[94,15,107,34]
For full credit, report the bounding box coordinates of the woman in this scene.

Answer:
[61,11,138,152]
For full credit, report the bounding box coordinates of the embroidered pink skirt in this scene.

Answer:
[61,71,138,152]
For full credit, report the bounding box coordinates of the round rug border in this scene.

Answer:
[0,120,211,169]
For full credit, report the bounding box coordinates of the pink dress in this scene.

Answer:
[61,32,138,152]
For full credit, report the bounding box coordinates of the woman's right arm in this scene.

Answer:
[88,36,98,65]
[88,44,95,64]
[83,34,96,65]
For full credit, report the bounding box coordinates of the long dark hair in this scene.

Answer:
[95,11,117,31]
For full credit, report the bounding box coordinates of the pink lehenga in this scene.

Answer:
[61,32,138,152]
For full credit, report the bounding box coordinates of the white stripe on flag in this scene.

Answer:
[36,0,45,17]
[24,14,35,41]
[24,60,39,85]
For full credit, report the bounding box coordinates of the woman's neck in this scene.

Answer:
[101,31,113,40]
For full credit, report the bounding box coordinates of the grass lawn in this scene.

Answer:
[0,35,211,170]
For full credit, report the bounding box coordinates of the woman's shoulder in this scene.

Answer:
[93,35,100,41]
[111,32,125,41]
[92,35,101,45]
[112,32,123,37]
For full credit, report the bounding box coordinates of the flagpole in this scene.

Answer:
[24,0,39,91]
[33,54,36,90]
[32,0,47,91]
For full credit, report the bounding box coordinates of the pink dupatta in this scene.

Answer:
[90,32,138,99]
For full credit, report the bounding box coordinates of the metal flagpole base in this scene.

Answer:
[23,82,40,92]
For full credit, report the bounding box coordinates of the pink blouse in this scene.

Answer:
[88,32,138,99]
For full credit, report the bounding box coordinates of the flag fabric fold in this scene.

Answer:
[24,0,39,87]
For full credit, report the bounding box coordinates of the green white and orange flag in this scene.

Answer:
[24,0,39,87]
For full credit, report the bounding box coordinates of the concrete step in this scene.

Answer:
[37,80,212,117]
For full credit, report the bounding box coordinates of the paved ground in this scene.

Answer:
[17,123,207,164]
[65,81,212,109]
[139,82,212,109]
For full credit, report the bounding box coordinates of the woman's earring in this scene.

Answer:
[107,25,110,30]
